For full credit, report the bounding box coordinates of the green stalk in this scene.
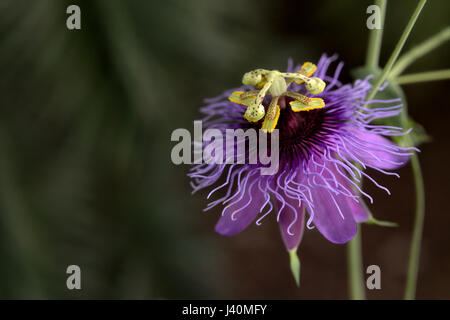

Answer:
[395,69,450,84]
[347,225,366,300]
[400,105,426,299]
[383,0,428,300]
[346,0,389,301]
[353,0,427,300]
[366,0,387,69]
[365,0,427,104]
[404,153,425,299]
[390,27,450,78]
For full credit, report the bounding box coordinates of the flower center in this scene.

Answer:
[276,96,325,146]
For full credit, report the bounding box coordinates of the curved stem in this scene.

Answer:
[347,225,366,300]
[365,0,427,104]
[390,27,450,78]
[350,0,427,301]
[404,153,425,299]
[393,62,426,297]
[366,0,387,69]
[401,102,426,299]
[347,161,366,299]
[395,69,450,85]
[346,0,388,300]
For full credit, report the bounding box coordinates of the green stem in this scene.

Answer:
[401,105,426,299]
[347,225,366,300]
[404,153,425,299]
[347,162,366,299]
[395,69,450,85]
[355,0,428,301]
[366,0,387,69]
[390,27,450,78]
[346,0,389,301]
[365,0,427,103]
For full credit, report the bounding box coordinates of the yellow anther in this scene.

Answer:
[290,97,325,112]
[242,69,268,87]
[294,62,317,84]
[244,103,265,122]
[228,91,256,106]
[305,77,326,95]
[261,105,280,133]
[261,97,280,133]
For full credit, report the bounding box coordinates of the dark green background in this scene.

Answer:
[0,0,448,299]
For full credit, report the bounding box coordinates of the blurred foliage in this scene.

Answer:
[0,0,448,299]
[0,0,240,299]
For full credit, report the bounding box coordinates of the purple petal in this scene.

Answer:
[214,177,266,236]
[329,166,371,223]
[348,197,370,223]
[310,187,357,244]
[277,198,305,250]
[348,128,409,170]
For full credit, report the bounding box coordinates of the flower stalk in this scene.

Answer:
[366,0,387,69]
[352,0,428,300]
[395,69,450,84]
[365,0,427,104]
[404,151,425,299]
[390,26,450,79]
[399,99,426,299]
[347,225,365,300]
[346,0,389,302]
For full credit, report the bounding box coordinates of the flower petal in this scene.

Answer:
[348,197,371,223]
[277,198,305,250]
[327,165,371,223]
[214,177,267,236]
[309,187,357,244]
[348,128,409,170]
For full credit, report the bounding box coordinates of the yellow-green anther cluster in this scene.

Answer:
[305,77,326,95]
[228,62,327,133]
[242,70,263,87]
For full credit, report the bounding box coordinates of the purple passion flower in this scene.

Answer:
[189,54,414,281]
